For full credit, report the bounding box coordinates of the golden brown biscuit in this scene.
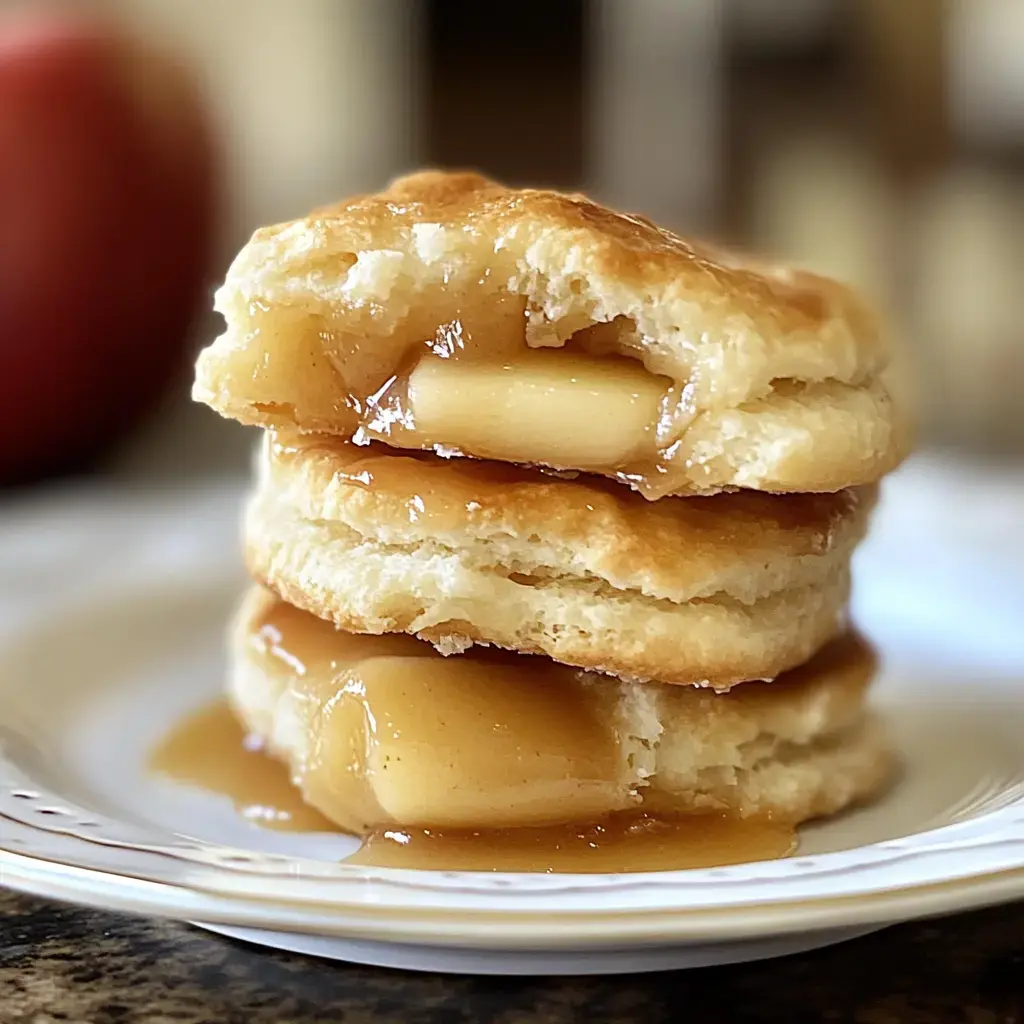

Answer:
[230,586,892,831]
[243,434,872,687]
[193,171,908,498]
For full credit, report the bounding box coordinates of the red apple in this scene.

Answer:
[0,13,217,483]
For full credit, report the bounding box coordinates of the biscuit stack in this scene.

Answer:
[193,172,907,841]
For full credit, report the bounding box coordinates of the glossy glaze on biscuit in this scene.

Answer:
[194,171,908,497]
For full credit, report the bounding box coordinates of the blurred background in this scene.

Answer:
[1,0,1021,487]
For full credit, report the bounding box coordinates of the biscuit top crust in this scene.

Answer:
[235,170,880,348]
[195,170,907,496]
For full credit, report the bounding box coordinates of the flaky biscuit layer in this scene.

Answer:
[244,437,869,686]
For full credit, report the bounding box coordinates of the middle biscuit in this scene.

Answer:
[245,433,873,688]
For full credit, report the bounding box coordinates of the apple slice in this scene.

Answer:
[360,655,626,829]
[406,349,669,470]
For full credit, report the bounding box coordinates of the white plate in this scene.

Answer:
[1,455,1023,974]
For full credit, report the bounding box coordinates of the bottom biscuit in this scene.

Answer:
[229,586,893,836]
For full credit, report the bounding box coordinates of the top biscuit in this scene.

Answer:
[194,170,908,497]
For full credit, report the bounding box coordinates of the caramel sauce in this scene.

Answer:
[150,699,794,871]
[148,700,334,832]
[148,595,798,872]
[348,815,795,873]
[230,296,692,499]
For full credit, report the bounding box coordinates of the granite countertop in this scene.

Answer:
[1,891,1021,1023]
